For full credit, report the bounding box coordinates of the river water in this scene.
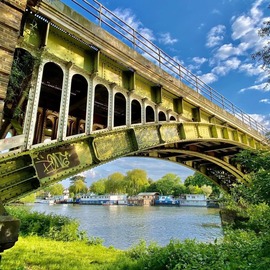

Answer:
[30,204,223,250]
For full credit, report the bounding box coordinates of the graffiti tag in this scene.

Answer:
[34,145,80,178]
[43,151,70,174]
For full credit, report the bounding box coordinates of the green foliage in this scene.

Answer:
[6,49,34,105]
[146,173,185,196]
[1,236,122,270]
[124,169,149,195]
[234,150,270,205]
[90,178,106,194]
[69,175,88,195]
[1,48,37,139]
[44,183,64,196]
[185,172,220,197]
[252,11,270,83]
[18,193,36,203]
[6,206,88,242]
[105,172,125,194]
[108,230,269,270]
[201,184,213,198]
[187,184,203,194]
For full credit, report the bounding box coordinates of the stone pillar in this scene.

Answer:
[0,0,39,128]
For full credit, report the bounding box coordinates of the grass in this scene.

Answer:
[1,236,123,270]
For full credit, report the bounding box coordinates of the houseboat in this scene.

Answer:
[79,194,127,205]
[155,195,179,206]
[179,194,207,207]
[127,192,159,206]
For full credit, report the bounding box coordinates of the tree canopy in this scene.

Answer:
[124,169,149,195]
[184,172,220,197]
[69,175,88,195]
[146,173,186,196]
[252,9,270,84]
[234,149,270,205]
[44,183,64,196]
[105,172,125,194]
[90,178,106,195]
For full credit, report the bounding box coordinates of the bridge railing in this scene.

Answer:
[71,0,267,136]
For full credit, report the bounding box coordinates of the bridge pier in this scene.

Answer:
[0,203,20,262]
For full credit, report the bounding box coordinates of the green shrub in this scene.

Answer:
[110,231,270,270]
[6,206,88,242]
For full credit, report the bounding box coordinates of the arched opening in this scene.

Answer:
[67,74,88,136]
[1,48,35,140]
[146,105,155,123]
[93,84,109,130]
[131,99,141,124]
[170,116,176,121]
[114,92,126,127]
[34,62,63,144]
[158,111,166,122]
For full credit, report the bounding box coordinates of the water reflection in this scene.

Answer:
[30,204,223,249]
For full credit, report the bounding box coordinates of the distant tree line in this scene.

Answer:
[20,169,220,203]
[89,170,218,198]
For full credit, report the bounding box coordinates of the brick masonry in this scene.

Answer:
[0,0,30,126]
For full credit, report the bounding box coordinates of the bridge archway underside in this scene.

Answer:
[0,122,261,203]
[0,0,268,203]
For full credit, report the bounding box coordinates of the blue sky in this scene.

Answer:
[60,0,270,187]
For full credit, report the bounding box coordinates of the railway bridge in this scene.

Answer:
[0,0,269,254]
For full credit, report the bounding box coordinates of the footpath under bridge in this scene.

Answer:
[0,0,269,205]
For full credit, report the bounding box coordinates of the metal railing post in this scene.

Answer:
[98,3,102,26]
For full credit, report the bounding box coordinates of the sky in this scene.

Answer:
[60,0,270,187]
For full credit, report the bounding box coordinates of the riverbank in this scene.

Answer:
[1,236,123,270]
[1,227,268,270]
[2,202,270,269]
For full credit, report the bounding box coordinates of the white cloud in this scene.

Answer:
[206,25,226,48]
[112,8,155,42]
[231,0,268,52]
[255,72,269,83]
[158,32,178,45]
[193,57,207,65]
[239,82,269,93]
[198,73,218,84]
[260,99,270,104]
[248,113,270,130]
[250,0,265,21]
[231,15,254,40]
[239,63,264,76]
[202,0,268,84]
[215,43,241,60]
[189,57,208,71]
[212,57,241,76]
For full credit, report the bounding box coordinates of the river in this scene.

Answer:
[30,204,223,250]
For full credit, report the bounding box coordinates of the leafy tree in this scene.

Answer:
[234,149,270,205]
[200,185,213,198]
[252,8,270,84]
[187,185,202,194]
[148,173,183,195]
[1,48,36,138]
[124,169,149,195]
[18,193,36,203]
[172,183,188,196]
[185,172,220,197]
[69,175,88,195]
[105,172,125,194]
[90,178,106,194]
[44,183,64,196]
